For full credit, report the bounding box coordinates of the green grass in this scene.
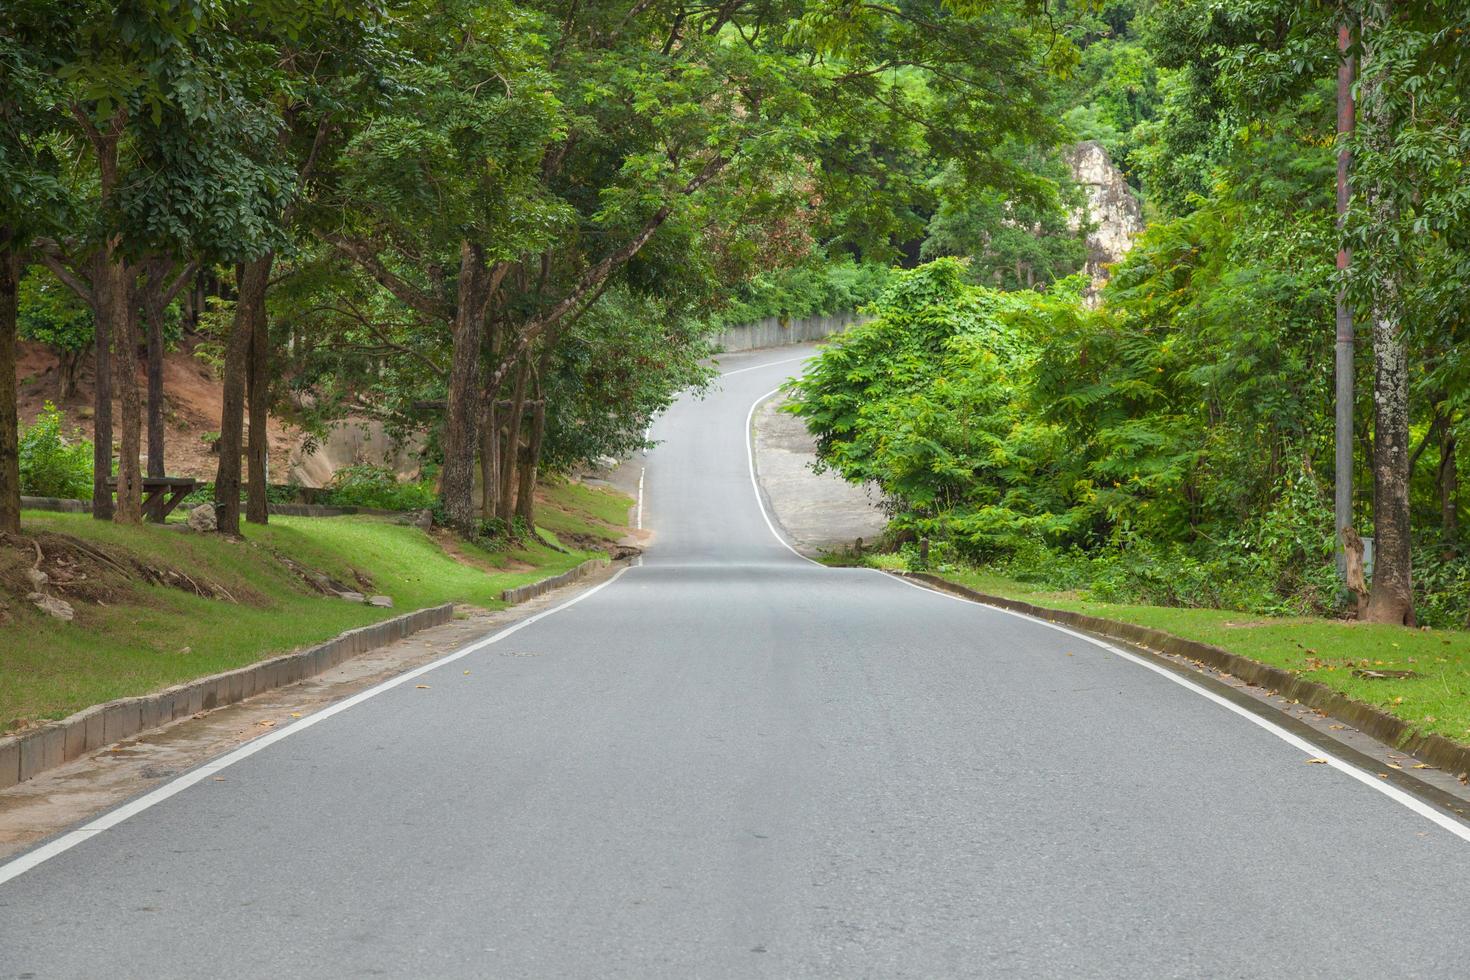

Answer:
[912,563,1470,745]
[536,478,634,540]
[1,484,631,730]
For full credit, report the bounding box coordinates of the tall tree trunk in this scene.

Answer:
[143,287,167,522]
[497,355,530,523]
[439,241,487,533]
[60,350,82,400]
[515,329,557,528]
[1360,0,1415,626]
[1441,422,1458,559]
[246,251,275,525]
[112,265,144,525]
[89,251,115,521]
[479,395,499,519]
[0,236,21,534]
[215,258,269,536]
[515,401,547,528]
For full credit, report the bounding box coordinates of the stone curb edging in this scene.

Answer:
[19,496,91,514]
[901,571,1470,780]
[501,558,609,605]
[0,603,454,793]
[20,496,404,520]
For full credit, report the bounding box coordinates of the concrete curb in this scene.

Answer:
[0,603,454,792]
[21,496,408,520]
[901,571,1470,780]
[501,558,609,604]
[19,496,91,514]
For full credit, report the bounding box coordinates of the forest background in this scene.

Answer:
[3,0,1467,629]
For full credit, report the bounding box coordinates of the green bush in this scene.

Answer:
[320,464,435,512]
[715,259,894,327]
[19,403,93,499]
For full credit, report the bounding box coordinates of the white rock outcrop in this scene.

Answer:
[1065,140,1145,303]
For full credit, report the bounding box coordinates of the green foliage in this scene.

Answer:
[18,403,93,499]
[714,260,894,327]
[16,268,92,354]
[320,464,436,512]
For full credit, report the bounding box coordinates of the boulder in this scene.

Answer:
[24,567,48,589]
[366,595,394,608]
[28,592,74,621]
[187,503,218,532]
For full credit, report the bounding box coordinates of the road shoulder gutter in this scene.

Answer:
[0,557,610,794]
[896,569,1470,822]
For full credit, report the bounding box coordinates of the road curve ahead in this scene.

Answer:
[4,345,1470,978]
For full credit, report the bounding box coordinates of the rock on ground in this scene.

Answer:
[187,503,217,532]
[28,592,75,621]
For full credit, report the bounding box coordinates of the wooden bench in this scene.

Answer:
[106,476,201,522]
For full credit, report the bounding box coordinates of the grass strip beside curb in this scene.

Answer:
[0,603,454,791]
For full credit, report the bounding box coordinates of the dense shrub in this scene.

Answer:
[715,259,893,327]
[788,258,1357,619]
[19,403,93,499]
[320,464,436,511]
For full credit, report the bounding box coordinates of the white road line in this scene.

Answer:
[720,354,812,378]
[745,386,823,567]
[0,566,632,887]
[735,352,1470,844]
[636,466,645,530]
[885,572,1470,843]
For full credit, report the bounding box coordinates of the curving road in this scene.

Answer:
[4,345,1470,977]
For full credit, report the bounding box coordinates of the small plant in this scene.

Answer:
[19,402,94,499]
[320,463,436,511]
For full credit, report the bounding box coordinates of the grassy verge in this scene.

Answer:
[1,482,632,730]
[859,555,1470,745]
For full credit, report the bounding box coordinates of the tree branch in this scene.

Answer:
[35,249,94,307]
[486,153,728,388]
[322,234,451,320]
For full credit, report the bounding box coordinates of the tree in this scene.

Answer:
[0,18,69,533]
[17,0,288,525]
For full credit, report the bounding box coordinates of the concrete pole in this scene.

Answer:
[1335,18,1356,576]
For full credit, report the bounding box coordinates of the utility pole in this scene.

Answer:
[1335,14,1356,576]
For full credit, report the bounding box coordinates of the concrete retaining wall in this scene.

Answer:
[0,603,454,792]
[502,558,608,605]
[20,496,91,514]
[715,312,863,353]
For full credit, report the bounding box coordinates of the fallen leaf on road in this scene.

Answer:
[257,719,276,728]
[1413,764,1433,769]
[1304,758,1328,764]
[1387,763,1402,769]
[464,670,471,675]
[212,776,225,782]
[290,712,302,718]
[1328,724,1346,730]
[416,684,430,689]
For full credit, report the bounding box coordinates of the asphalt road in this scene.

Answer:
[4,345,1470,978]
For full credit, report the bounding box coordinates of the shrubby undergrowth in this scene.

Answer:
[19,403,93,500]
[319,464,436,512]
[787,258,1470,628]
[714,260,893,329]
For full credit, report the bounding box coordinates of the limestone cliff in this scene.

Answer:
[1064,140,1144,302]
